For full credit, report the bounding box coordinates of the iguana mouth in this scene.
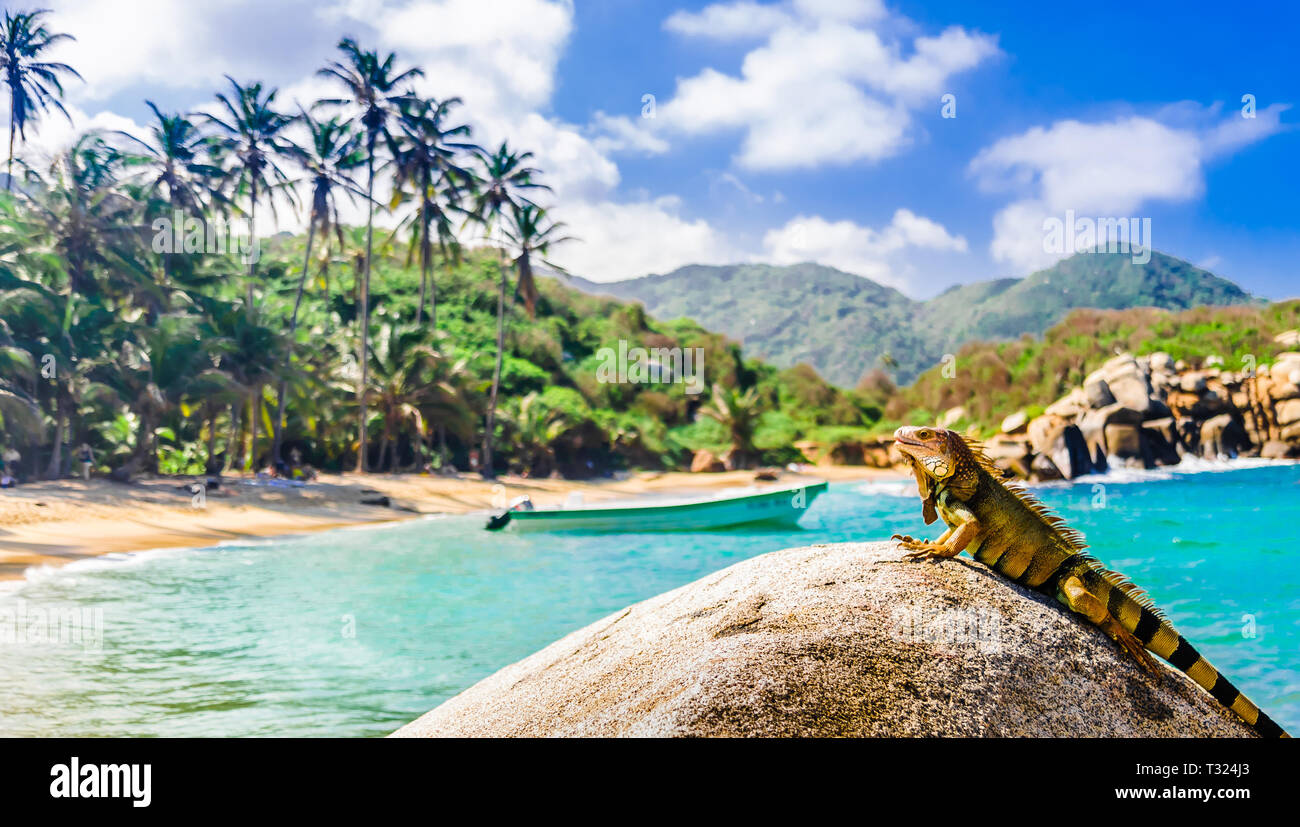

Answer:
[894,435,924,448]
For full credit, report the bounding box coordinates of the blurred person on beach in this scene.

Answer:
[77,443,95,481]
[1,446,20,487]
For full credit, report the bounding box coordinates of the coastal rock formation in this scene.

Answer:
[988,336,1300,479]
[393,542,1254,738]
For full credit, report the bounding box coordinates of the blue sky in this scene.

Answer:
[18,0,1300,299]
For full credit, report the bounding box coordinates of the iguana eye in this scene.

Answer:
[917,429,933,440]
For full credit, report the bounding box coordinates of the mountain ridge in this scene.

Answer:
[566,251,1257,386]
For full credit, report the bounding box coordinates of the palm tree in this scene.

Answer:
[99,313,210,474]
[0,317,41,453]
[0,280,113,477]
[11,134,151,305]
[203,77,298,314]
[502,202,572,318]
[317,38,423,473]
[389,95,473,329]
[700,384,761,470]
[503,392,570,477]
[198,297,286,472]
[363,322,445,471]
[0,9,82,190]
[118,102,226,216]
[271,108,366,463]
[468,141,548,479]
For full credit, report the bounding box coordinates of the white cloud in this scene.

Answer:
[3,103,147,168]
[971,107,1289,273]
[588,112,669,156]
[664,1,795,39]
[371,0,573,119]
[548,197,741,281]
[664,0,886,40]
[43,0,247,101]
[657,3,997,169]
[761,209,967,289]
[790,0,886,23]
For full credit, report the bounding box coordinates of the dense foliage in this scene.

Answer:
[0,13,877,480]
[0,217,885,478]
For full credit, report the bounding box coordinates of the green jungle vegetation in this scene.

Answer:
[0,13,886,480]
[889,301,1300,434]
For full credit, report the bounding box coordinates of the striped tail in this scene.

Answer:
[1098,576,1289,738]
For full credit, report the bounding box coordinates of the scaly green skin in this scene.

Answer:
[891,425,1288,738]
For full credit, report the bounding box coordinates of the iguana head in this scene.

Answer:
[893,426,959,481]
[893,426,963,524]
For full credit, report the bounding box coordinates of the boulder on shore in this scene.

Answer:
[393,542,1256,738]
[690,449,724,473]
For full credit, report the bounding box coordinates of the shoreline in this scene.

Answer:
[7,456,1287,584]
[0,466,903,583]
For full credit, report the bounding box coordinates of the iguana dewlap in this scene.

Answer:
[892,425,1287,738]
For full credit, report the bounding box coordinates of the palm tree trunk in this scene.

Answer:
[355,151,375,473]
[45,396,66,479]
[246,182,258,316]
[273,220,317,463]
[206,409,218,467]
[415,208,427,326]
[416,266,426,325]
[422,207,435,330]
[483,244,507,480]
[429,252,437,331]
[225,403,240,471]
[249,390,260,471]
[5,111,15,192]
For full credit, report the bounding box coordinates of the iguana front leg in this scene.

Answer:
[896,502,981,562]
[892,526,952,552]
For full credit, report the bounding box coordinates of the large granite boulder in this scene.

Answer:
[1200,413,1249,459]
[1108,374,1153,414]
[690,449,725,473]
[1078,403,1142,461]
[1276,398,1300,427]
[1046,388,1088,419]
[1000,410,1029,435]
[1149,351,1176,373]
[1027,414,1093,479]
[394,543,1256,738]
[1083,374,1116,409]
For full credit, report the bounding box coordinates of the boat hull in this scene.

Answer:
[500,480,828,533]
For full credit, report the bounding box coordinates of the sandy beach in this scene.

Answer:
[0,466,904,581]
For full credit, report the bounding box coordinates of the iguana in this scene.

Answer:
[891,425,1288,738]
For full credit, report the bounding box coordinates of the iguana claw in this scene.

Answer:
[901,544,948,561]
[893,534,947,560]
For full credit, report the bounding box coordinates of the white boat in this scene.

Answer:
[485,479,829,532]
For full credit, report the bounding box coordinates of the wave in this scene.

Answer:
[1067,455,1291,486]
[857,455,1291,495]
[854,480,916,499]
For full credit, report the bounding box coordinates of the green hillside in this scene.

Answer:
[573,262,925,386]
[577,251,1258,387]
[891,301,1300,433]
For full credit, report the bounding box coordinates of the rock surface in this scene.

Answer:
[393,542,1254,738]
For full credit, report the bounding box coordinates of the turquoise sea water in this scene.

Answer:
[1,461,1297,737]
